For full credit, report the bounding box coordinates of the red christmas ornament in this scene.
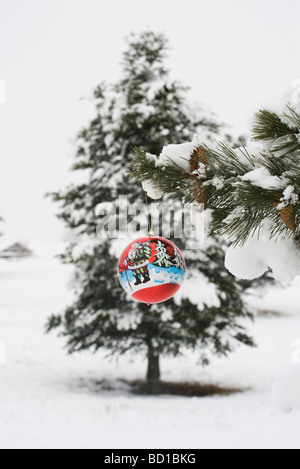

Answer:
[118,236,185,305]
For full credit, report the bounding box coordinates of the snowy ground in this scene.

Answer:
[0,255,299,449]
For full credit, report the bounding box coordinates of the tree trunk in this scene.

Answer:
[146,347,161,394]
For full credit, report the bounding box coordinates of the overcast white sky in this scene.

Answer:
[0,0,299,250]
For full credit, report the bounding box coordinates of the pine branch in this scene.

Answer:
[131,147,193,195]
[131,103,300,245]
[252,109,298,141]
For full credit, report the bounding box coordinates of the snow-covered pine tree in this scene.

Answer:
[154,240,172,268]
[172,247,185,271]
[132,90,300,282]
[48,31,255,393]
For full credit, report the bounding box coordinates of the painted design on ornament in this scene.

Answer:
[119,238,185,298]
[123,241,152,286]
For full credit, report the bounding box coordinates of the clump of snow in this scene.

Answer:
[241,167,282,190]
[157,136,201,172]
[225,243,267,280]
[193,162,207,178]
[277,186,299,210]
[211,176,225,190]
[142,136,205,198]
[284,185,298,204]
[272,367,300,413]
[142,180,165,200]
[141,152,166,200]
[225,220,300,281]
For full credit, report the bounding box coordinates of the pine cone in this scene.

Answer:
[280,205,296,232]
[272,192,296,232]
[190,146,207,173]
[194,186,207,206]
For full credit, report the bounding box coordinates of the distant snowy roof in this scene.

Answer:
[0,243,32,258]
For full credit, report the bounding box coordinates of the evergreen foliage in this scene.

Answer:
[132,102,300,247]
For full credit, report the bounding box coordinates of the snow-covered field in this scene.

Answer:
[0,256,299,449]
